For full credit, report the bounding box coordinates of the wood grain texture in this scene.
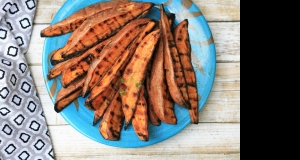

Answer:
[34,0,240,23]
[27,0,240,159]
[49,123,240,158]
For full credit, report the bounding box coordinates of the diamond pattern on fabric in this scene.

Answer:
[0,0,54,159]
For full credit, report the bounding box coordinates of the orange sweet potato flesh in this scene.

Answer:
[99,93,124,141]
[148,33,176,124]
[50,2,154,65]
[81,18,152,97]
[160,5,191,109]
[59,39,111,87]
[92,21,156,125]
[92,78,121,126]
[174,19,199,124]
[132,86,149,141]
[120,29,161,129]
[48,38,111,81]
[41,0,129,37]
[85,45,131,110]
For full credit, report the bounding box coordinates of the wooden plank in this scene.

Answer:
[26,22,240,65]
[210,22,240,63]
[55,153,240,160]
[34,0,240,24]
[49,123,240,157]
[193,0,241,21]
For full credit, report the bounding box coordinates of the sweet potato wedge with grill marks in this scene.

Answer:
[48,39,111,80]
[99,93,124,141]
[82,18,152,97]
[41,0,129,37]
[50,2,154,65]
[119,29,161,129]
[85,45,131,110]
[92,21,156,125]
[160,5,191,109]
[92,78,121,126]
[144,24,162,126]
[54,77,85,113]
[145,58,161,126]
[132,86,149,141]
[148,33,176,124]
[59,39,111,87]
[86,21,156,104]
[174,19,199,124]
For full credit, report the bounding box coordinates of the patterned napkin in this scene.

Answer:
[0,0,54,159]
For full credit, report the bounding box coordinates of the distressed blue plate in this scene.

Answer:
[42,0,216,148]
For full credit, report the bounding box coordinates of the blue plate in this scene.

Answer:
[42,0,216,148]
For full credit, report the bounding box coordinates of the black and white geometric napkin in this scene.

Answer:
[0,0,54,159]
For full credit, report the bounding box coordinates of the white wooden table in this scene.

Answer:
[26,0,240,159]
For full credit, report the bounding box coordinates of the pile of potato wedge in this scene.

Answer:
[42,0,199,141]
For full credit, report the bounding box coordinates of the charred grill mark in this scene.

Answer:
[137,133,148,141]
[186,82,197,87]
[110,111,115,116]
[96,48,102,53]
[110,128,120,139]
[126,69,133,74]
[116,96,122,102]
[124,104,129,109]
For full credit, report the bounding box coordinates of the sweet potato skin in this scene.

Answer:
[148,33,176,124]
[174,19,199,124]
[54,78,85,113]
[160,5,191,109]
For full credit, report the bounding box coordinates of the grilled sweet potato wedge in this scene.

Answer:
[59,39,111,87]
[54,77,85,113]
[82,18,152,97]
[99,93,124,141]
[148,34,176,124]
[93,78,121,126]
[86,21,156,102]
[41,0,129,37]
[92,21,156,125]
[160,5,191,109]
[50,2,154,65]
[85,45,131,110]
[132,86,149,141]
[48,38,111,81]
[174,20,199,124]
[145,61,161,126]
[120,29,161,129]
